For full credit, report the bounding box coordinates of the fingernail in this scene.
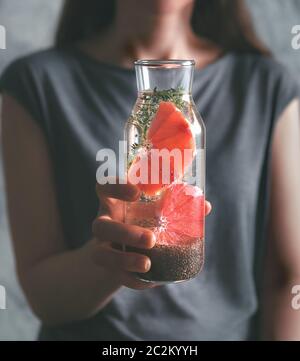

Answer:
[144,258,151,272]
[140,232,156,248]
[133,257,151,272]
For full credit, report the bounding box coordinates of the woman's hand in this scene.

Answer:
[92,181,212,290]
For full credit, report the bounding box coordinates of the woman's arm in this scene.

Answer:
[0,94,156,326]
[263,99,300,340]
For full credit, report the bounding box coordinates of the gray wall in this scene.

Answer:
[0,0,299,341]
[248,0,300,71]
[0,0,62,67]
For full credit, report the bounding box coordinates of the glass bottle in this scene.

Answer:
[124,60,205,284]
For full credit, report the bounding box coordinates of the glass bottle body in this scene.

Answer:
[124,60,205,284]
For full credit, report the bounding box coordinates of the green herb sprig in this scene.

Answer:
[129,86,186,151]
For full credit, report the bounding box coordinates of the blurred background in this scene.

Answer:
[0,0,299,341]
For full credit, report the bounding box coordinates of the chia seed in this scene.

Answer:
[127,240,204,283]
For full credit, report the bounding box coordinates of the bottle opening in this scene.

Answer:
[135,59,195,69]
[134,59,195,94]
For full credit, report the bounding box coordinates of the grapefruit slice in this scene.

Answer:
[154,183,204,245]
[128,101,196,196]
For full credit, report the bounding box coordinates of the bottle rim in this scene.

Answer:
[134,59,195,68]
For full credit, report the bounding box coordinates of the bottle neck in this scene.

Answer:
[135,60,194,94]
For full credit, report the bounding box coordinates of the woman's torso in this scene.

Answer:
[0,47,298,340]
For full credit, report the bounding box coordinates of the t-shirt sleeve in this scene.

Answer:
[0,56,45,130]
[272,62,300,122]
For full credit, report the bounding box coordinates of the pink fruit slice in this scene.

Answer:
[128,101,196,196]
[154,183,205,245]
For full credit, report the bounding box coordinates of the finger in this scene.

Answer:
[93,217,156,249]
[92,244,151,273]
[97,199,125,222]
[205,201,212,216]
[96,181,140,202]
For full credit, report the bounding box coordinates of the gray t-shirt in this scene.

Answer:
[0,47,299,341]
